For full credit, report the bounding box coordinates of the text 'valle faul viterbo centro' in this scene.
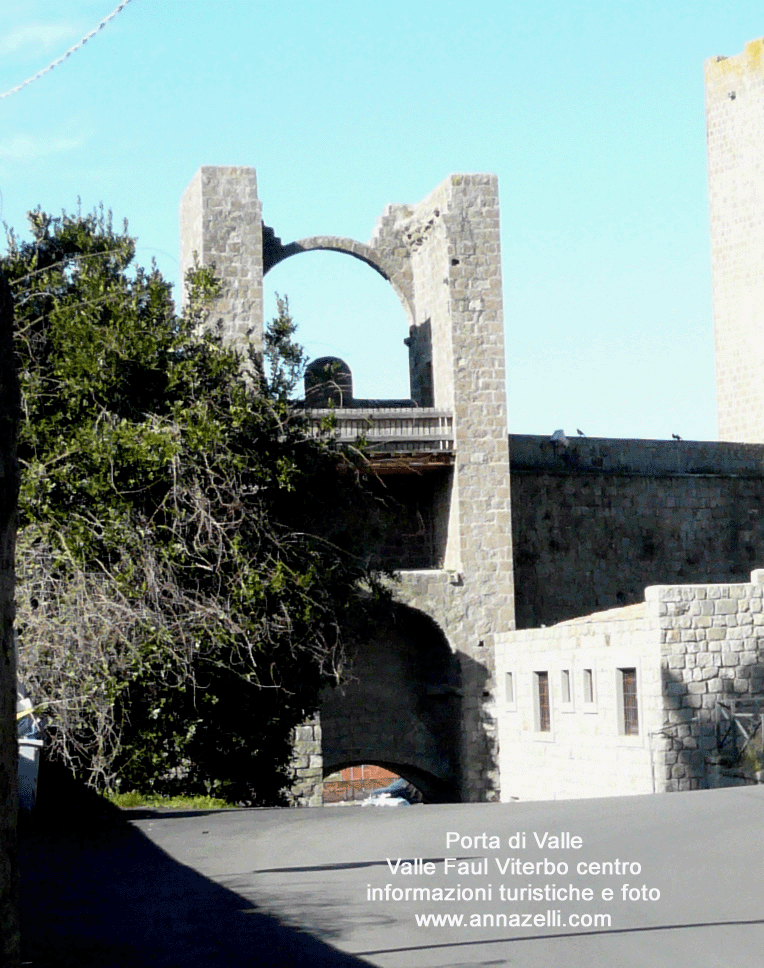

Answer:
[366,829,662,931]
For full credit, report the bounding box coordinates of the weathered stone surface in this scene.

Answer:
[707,39,764,442]
[497,570,764,799]
[510,436,764,630]
[180,167,264,354]
[183,168,514,804]
[287,714,322,807]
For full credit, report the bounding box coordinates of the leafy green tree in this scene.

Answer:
[6,206,388,803]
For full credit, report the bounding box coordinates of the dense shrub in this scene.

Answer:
[7,207,389,803]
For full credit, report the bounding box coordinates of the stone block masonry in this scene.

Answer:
[366,174,514,801]
[510,434,764,629]
[496,571,764,801]
[288,716,323,807]
[649,572,764,791]
[180,167,264,351]
[182,168,515,805]
[707,38,764,442]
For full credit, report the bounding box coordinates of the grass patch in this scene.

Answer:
[105,790,235,810]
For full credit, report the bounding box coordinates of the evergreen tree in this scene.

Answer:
[6,206,387,803]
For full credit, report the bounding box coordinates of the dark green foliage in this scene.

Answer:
[7,207,389,803]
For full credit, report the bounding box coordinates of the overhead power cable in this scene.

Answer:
[0,0,136,100]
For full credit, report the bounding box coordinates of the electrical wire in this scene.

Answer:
[0,0,136,100]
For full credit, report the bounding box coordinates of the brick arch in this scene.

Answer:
[263,234,414,323]
[323,760,454,804]
[320,605,462,802]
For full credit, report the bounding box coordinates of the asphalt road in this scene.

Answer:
[20,784,764,967]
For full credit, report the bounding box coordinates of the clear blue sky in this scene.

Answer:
[1,1,762,441]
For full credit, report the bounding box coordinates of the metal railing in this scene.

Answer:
[306,408,454,453]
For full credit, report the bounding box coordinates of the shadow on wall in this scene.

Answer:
[658,662,764,792]
[321,606,493,803]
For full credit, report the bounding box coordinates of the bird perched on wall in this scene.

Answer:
[550,429,569,448]
[577,429,585,436]
[672,433,682,441]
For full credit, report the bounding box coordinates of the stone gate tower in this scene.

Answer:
[707,38,764,442]
[180,167,514,802]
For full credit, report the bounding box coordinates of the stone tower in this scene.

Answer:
[706,38,764,442]
[180,168,514,802]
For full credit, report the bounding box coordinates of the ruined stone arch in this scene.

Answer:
[181,167,514,803]
[263,233,415,325]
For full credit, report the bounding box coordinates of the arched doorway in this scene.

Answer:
[320,605,462,803]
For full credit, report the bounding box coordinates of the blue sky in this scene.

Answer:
[1,1,762,440]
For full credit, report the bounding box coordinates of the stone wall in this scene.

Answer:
[510,434,764,629]
[287,716,322,807]
[650,572,764,791]
[181,167,516,803]
[180,167,264,351]
[495,571,764,801]
[707,38,764,442]
[496,605,663,801]
[390,175,513,800]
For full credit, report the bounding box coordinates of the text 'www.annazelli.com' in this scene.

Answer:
[413,911,612,929]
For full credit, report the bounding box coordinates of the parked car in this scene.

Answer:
[361,778,423,807]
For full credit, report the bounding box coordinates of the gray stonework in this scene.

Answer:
[707,39,764,442]
[510,434,764,629]
[649,573,764,792]
[287,716,323,807]
[180,167,515,804]
[497,571,764,801]
[180,167,264,351]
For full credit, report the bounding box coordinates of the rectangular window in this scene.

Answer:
[505,671,514,704]
[535,671,550,732]
[620,668,639,735]
[583,668,595,704]
[561,669,571,704]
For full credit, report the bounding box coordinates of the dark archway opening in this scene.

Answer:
[320,606,462,803]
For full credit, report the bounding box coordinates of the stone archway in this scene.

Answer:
[262,231,415,325]
[182,167,515,804]
[320,605,462,802]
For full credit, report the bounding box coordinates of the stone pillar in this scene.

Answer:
[443,175,514,800]
[0,273,21,966]
[180,166,264,354]
[287,715,323,807]
[370,175,515,801]
[706,39,764,442]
